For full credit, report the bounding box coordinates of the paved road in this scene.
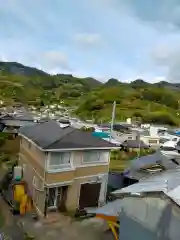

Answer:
[0,197,24,240]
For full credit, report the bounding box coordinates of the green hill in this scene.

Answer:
[0,61,180,125]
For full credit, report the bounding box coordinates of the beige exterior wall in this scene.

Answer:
[19,153,45,215]
[45,171,75,184]
[19,136,110,213]
[45,165,109,185]
[20,137,46,168]
[19,137,46,214]
[75,165,109,177]
[66,173,108,211]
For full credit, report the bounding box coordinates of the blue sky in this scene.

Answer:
[1,0,180,82]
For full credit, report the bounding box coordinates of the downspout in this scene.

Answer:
[43,152,48,217]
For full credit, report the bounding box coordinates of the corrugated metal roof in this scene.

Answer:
[124,151,179,180]
[128,152,161,170]
[113,167,180,207]
[86,199,122,217]
[114,168,180,193]
[113,181,169,195]
[166,185,180,206]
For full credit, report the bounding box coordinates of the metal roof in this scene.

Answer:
[127,152,161,170]
[123,151,179,180]
[113,167,180,206]
[86,199,122,217]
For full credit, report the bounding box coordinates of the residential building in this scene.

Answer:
[120,139,149,151]
[140,125,180,148]
[18,120,118,216]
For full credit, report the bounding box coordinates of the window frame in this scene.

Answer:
[28,141,31,149]
[82,151,108,164]
[48,152,72,171]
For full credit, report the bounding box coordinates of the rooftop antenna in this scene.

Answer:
[109,101,116,142]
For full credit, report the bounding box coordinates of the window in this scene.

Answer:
[172,138,178,142]
[28,142,31,149]
[140,164,165,173]
[83,151,100,163]
[160,146,176,151]
[49,152,71,170]
[149,139,158,144]
[159,138,169,144]
[83,151,109,164]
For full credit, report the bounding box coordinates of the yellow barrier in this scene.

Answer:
[107,221,120,240]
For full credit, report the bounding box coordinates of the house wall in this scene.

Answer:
[19,154,45,215]
[45,150,109,184]
[120,195,180,240]
[141,136,160,146]
[19,136,111,213]
[19,137,47,215]
[66,173,108,211]
[20,137,46,169]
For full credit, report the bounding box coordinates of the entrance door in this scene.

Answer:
[57,186,68,212]
[48,188,57,208]
[47,186,68,210]
[79,183,101,209]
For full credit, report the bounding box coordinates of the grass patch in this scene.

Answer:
[110,159,130,172]
[109,149,155,172]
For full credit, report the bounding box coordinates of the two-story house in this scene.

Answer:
[18,120,118,216]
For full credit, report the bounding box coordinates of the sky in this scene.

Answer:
[1,0,180,82]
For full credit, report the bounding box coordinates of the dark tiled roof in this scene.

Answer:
[19,120,117,150]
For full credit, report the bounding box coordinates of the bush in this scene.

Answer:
[143,111,178,126]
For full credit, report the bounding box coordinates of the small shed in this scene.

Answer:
[121,139,149,151]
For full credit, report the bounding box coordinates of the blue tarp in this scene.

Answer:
[92,131,110,138]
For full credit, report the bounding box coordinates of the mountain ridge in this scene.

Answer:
[1,61,180,88]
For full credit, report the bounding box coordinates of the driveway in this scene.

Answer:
[18,214,114,240]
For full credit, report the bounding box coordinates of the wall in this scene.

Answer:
[141,136,160,146]
[19,154,45,215]
[65,173,108,211]
[120,195,180,240]
[19,138,110,213]
[46,150,109,185]
[19,137,46,214]
[20,137,46,170]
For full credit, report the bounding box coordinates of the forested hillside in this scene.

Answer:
[1,61,180,125]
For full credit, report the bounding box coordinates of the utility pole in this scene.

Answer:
[109,101,116,142]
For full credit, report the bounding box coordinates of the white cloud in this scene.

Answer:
[151,43,180,82]
[74,33,102,47]
[0,55,8,62]
[38,51,71,72]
